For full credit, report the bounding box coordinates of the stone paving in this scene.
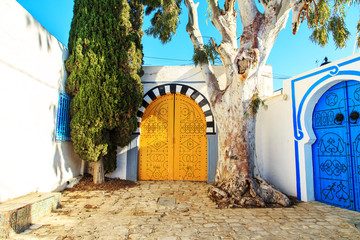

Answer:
[9,181,360,240]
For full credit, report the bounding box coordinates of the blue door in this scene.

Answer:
[312,80,360,211]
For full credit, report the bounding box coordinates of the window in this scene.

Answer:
[55,93,71,141]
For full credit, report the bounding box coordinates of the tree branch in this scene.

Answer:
[184,0,220,103]
[208,0,237,47]
[238,0,259,28]
[206,0,238,87]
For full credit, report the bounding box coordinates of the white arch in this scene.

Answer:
[298,73,360,201]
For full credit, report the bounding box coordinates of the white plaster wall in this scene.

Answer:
[258,65,274,98]
[256,94,297,197]
[107,146,128,179]
[0,0,81,202]
[141,65,273,98]
[141,65,227,100]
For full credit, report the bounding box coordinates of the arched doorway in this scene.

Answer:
[139,93,208,181]
[312,80,360,211]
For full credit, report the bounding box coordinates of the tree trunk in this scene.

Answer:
[209,103,292,208]
[93,155,105,184]
[207,74,291,208]
[184,0,295,208]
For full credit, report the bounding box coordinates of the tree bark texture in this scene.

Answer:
[93,156,105,184]
[184,0,305,207]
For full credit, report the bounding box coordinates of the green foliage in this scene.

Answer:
[192,40,219,66]
[244,94,266,117]
[143,0,182,43]
[65,0,144,172]
[307,0,358,48]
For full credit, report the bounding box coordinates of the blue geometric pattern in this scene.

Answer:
[312,80,360,211]
[55,93,71,141]
[291,55,360,200]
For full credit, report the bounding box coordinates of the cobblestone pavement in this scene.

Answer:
[10,181,360,240]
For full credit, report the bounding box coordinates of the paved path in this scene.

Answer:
[10,181,360,239]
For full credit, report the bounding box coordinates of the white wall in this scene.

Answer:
[256,94,297,197]
[141,65,227,100]
[0,0,81,202]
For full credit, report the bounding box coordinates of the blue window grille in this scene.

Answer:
[55,93,71,141]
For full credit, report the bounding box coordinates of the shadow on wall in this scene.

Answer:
[52,142,82,192]
[25,13,54,53]
[50,102,81,191]
[58,44,69,94]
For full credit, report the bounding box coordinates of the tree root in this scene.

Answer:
[208,176,292,208]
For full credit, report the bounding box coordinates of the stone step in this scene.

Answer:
[0,192,60,239]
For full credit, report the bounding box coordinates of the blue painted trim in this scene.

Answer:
[290,56,360,200]
[294,140,301,200]
[297,71,360,133]
[291,65,340,141]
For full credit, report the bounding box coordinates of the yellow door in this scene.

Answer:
[139,94,207,181]
[139,94,174,180]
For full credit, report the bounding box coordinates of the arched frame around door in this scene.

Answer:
[290,55,360,201]
[138,93,208,181]
[134,84,217,182]
[135,84,215,134]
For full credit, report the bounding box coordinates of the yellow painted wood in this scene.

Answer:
[139,94,207,181]
[139,94,174,180]
[174,94,207,181]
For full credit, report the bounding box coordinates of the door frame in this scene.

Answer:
[289,54,360,201]
[136,83,217,182]
[311,80,359,210]
[138,93,208,181]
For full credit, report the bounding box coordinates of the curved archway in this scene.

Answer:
[135,84,215,134]
[138,93,208,181]
[291,62,360,201]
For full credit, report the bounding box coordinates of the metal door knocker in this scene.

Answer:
[349,111,359,124]
[334,113,344,125]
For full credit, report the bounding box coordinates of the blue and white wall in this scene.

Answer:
[256,53,360,200]
[6,0,357,204]
[0,0,81,202]
[285,53,360,201]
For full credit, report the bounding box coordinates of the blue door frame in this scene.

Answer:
[312,80,360,211]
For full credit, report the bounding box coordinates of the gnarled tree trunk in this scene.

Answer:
[184,0,306,207]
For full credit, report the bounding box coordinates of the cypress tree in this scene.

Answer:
[65,0,143,183]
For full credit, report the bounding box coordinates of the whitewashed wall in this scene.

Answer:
[0,0,81,202]
[256,94,297,197]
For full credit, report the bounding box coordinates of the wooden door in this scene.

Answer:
[312,80,360,211]
[139,94,207,181]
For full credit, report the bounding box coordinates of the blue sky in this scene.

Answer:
[16,0,359,90]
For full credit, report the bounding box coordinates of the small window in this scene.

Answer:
[55,93,71,141]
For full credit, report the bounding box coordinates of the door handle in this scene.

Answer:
[349,111,359,124]
[334,113,344,125]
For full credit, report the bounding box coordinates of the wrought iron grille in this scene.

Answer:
[55,93,71,141]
